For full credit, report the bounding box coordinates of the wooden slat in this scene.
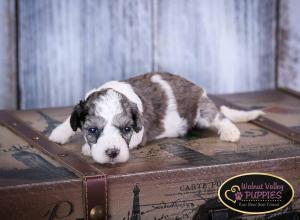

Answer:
[19,0,278,108]
[153,0,277,94]
[19,0,83,109]
[83,0,153,88]
[0,0,16,109]
[18,0,152,109]
[278,0,300,92]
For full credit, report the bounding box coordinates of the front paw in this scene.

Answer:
[219,123,240,142]
[247,109,265,121]
[49,125,70,144]
[82,144,91,156]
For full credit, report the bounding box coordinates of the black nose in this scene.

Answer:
[105,148,120,159]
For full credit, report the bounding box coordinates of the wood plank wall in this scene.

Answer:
[0,0,299,109]
[278,0,300,91]
[18,0,153,109]
[18,0,277,109]
[0,0,16,109]
[153,0,276,93]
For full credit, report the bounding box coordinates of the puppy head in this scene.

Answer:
[70,89,143,164]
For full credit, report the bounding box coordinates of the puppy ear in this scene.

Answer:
[70,100,87,131]
[131,102,143,133]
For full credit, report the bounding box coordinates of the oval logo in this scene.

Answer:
[218,173,294,214]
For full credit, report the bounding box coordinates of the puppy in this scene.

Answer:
[49,72,263,164]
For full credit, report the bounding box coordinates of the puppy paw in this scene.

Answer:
[248,110,265,120]
[219,121,241,142]
[49,124,71,144]
[82,144,91,156]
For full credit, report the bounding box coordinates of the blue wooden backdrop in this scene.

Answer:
[0,0,299,109]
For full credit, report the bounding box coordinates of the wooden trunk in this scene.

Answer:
[0,89,300,220]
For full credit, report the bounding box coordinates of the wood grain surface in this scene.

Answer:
[154,0,277,93]
[82,0,153,89]
[0,0,17,110]
[18,0,153,109]
[17,0,278,109]
[1,0,299,109]
[19,0,84,109]
[278,0,300,92]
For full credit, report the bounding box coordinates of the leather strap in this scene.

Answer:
[0,110,107,220]
[209,95,300,144]
[85,176,108,220]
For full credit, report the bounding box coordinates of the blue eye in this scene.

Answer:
[88,127,99,134]
[121,126,131,134]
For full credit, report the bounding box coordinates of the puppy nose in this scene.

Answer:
[105,148,120,159]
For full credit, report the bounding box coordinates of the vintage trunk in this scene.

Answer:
[0,89,299,220]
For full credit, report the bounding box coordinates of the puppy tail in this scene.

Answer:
[220,106,264,123]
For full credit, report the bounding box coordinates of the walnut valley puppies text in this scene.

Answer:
[218,173,294,214]
[240,181,283,201]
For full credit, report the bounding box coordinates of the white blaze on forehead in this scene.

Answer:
[85,81,143,113]
[94,90,123,121]
[151,75,188,139]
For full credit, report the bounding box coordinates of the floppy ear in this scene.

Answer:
[131,102,143,133]
[70,100,87,131]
